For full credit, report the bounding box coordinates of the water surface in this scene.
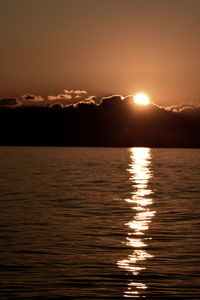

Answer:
[0,147,200,299]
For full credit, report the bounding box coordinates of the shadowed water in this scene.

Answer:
[0,147,200,299]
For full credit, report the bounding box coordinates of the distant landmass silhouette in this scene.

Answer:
[1,95,200,147]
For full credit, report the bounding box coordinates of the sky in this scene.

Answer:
[1,0,200,106]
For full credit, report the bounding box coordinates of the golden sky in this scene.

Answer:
[0,0,200,105]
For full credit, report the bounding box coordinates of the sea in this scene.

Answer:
[0,147,199,299]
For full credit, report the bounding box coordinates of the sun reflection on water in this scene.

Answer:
[117,148,155,298]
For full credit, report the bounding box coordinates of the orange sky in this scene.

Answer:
[0,0,200,105]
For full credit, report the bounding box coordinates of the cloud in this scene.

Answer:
[21,94,44,102]
[47,94,72,101]
[74,100,96,108]
[165,103,197,112]
[85,95,97,102]
[0,98,20,107]
[48,103,65,109]
[63,89,87,95]
[100,95,123,106]
[73,90,87,94]
[47,89,93,104]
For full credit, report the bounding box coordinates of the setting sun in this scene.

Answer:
[133,93,150,106]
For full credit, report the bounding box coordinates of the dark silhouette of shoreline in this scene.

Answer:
[1,96,200,148]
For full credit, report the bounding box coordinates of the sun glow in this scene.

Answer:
[133,93,150,106]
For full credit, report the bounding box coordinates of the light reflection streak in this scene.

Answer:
[117,148,155,298]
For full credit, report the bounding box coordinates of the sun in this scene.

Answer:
[133,93,150,106]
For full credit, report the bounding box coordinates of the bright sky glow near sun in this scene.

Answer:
[0,0,200,105]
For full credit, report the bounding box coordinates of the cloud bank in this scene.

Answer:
[0,94,200,147]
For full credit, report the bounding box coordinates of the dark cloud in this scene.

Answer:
[0,98,20,107]
[100,95,123,106]
[21,94,44,102]
[1,94,200,147]
[48,103,65,109]
[74,100,96,109]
